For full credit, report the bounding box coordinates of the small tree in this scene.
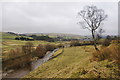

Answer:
[78,5,107,51]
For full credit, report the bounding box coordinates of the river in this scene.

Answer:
[2,48,59,78]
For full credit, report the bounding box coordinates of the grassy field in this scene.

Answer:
[52,48,63,57]
[1,32,119,78]
[2,39,62,52]
[23,46,119,78]
[1,32,69,60]
[2,32,68,53]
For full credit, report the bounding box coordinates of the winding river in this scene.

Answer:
[2,48,59,78]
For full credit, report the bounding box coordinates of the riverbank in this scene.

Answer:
[2,48,59,78]
[23,46,120,79]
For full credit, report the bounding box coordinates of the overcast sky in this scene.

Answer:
[1,2,118,35]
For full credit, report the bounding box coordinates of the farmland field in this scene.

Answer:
[2,32,71,52]
[2,32,70,60]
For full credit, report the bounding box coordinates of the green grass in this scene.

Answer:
[1,32,69,60]
[2,39,66,52]
[2,32,17,40]
[2,39,66,60]
[52,48,63,57]
[1,32,69,53]
[23,46,91,78]
[23,46,119,79]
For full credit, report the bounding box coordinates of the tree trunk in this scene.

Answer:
[91,30,99,51]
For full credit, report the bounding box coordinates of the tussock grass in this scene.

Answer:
[23,46,120,79]
[52,49,63,57]
[92,43,120,64]
[23,46,91,78]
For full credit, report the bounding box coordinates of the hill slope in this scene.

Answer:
[26,33,83,39]
[2,32,17,40]
[23,46,119,78]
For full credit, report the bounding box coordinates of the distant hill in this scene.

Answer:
[3,32,116,41]
[2,32,17,40]
[1,32,84,40]
[26,33,83,39]
[2,32,32,40]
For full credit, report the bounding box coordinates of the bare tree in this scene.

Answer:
[78,5,107,51]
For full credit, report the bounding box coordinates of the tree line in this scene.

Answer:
[15,35,81,42]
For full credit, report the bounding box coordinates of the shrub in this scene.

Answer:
[57,43,64,48]
[3,42,35,70]
[22,42,35,54]
[3,54,32,70]
[70,41,81,47]
[92,43,120,65]
[15,37,20,40]
[102,39,111,47]
[35,44,47,58]
[8,47,23,59]
[8,49,17,59]
[108,44,120,64]
[3,47,32,70]
[92,48,110,61]
[45,44,57,51]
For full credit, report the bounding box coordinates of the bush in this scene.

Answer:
[92,43,120,64]
[3,47,32,70]
[3,54,32,70]
[108,44,120,64]
[35,44,47,58]
[57,43,64,48]
[15,37,20,40]
[3,42,35,70]
[70,41,81,47]
[102,39,111,47]
[45,44,57,51]
[22,42,35,54]
[92,48,110,61]
[15,36,34,41]
[8,47,24,59]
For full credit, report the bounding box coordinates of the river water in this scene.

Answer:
[2,48,59,78]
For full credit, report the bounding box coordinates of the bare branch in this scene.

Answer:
[77,5,107,51]
[78,22,92,31]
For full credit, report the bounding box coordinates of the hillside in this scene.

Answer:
[1,32,85,40]
[23,46,119,78]
[2,32,33,40]
[26,33,83,39]
[2,32,17,40]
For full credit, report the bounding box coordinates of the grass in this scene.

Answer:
[2,39,66,52]
[52,48,63,57]
[2,32,17,40]
[23,46,91,78]
[2,32,69,60]
[1,32,69,53]
[2,32,120,78]
[2,40,66,60]
[23,46,119,79]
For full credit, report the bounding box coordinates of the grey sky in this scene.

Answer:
[1,2,118,35]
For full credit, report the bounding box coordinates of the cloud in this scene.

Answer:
[2,2,118,35]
